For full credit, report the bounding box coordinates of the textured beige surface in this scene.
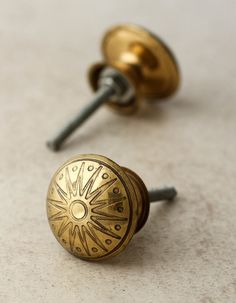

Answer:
[0,1,236,302]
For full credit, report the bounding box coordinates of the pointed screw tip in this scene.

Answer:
[170,187,178,200]
[46,141,60,152]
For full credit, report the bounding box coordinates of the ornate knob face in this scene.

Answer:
[46,154,138,260]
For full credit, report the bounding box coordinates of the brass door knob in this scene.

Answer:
[47,24,180,151]
[46,154,177,261]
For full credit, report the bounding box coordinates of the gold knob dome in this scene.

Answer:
[47,154,150,260]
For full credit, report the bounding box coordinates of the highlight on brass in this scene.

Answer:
[46,154,177,261]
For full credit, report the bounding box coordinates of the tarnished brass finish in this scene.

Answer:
[89,24,180,114]
[46,154,151,261]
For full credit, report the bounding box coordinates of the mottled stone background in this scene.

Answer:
[0,0,235,302]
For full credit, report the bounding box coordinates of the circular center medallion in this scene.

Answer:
[70,200,87,221]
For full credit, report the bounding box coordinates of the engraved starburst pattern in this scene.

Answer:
[47,158,131,259]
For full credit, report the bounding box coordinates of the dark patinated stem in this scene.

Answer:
[148,187,177,203]
[47,85,115,152]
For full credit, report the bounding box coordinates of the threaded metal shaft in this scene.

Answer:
[47,85,115,151]
[148,187,177,202]
[47,67,134,152]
